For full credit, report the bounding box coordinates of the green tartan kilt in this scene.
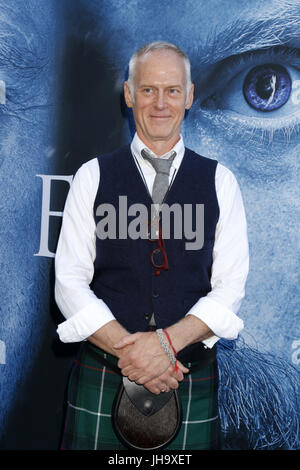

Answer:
[61,342,221,450]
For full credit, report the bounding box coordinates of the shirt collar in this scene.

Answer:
[130,132,185,171]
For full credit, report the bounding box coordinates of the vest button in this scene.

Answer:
[152,292,159,298]
[144,314,150,320]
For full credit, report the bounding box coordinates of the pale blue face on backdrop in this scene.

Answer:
[82,0,300,362]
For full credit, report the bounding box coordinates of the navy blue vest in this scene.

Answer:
[92,145,219,357]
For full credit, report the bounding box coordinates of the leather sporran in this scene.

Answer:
[112,376,182,450]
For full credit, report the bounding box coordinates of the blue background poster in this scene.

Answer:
[0,0,299,450]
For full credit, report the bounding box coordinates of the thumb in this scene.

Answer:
[113,333,138,349]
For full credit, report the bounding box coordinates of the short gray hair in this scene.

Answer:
[127,41,192,103]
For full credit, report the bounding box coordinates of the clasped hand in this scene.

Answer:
[114,331,189,394]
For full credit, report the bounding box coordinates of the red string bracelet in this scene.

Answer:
[163,329,178,372]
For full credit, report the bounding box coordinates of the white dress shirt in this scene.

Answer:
[55,133,249,349]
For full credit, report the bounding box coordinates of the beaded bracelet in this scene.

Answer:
[163,329,178,372]
[156,328,177,370]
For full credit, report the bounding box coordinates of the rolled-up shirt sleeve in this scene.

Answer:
[186,164,249,348]
[55,159,116,343]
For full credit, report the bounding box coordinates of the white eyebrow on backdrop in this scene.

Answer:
[194,1,300,66]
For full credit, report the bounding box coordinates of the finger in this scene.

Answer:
[176,360,189,374]
[129,373,145,383]
[144,383,161,395]
[165,376,179,390]
[143,376,163,394]
[171,369,184,381]
[135,374,155,385]
[148,374,179,391]
[161,377,178,391]
[117,357,130,369]
[151,379,169,393]
[163,365,183,382]
[121,366,145,382]
[120,365,135,377]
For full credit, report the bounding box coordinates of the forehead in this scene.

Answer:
[134,50,186,84]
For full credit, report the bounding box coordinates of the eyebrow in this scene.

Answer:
[195,1,300,66]
[138,84,184,88]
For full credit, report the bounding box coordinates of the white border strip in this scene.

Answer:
[94,365,106,450]
[67,401,111,418]
[182,373,192,450]
[183,415,219,424]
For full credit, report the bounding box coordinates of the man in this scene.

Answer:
[55,41,249,450]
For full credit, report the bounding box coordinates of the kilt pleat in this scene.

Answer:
[61,342,221,450]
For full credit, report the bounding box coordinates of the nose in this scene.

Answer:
[154,90,167,109]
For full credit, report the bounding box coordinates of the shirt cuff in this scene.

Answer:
[56,300,116,343]
[201,335,220,349]
[185,296,244,347]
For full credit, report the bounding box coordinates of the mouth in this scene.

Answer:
[149,115,172,120]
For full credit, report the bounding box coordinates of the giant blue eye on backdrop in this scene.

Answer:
[198,47,300,127]
[243,64,291,112]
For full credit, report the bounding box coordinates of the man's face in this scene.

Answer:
[124,51,193,151]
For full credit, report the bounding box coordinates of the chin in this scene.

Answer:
[148,128,177,141]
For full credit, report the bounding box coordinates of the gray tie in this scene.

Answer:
[141,149,176,328]
[141,148,176,206]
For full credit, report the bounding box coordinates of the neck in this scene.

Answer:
[137,132,180,157]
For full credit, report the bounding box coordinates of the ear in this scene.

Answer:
[185,83,194,110]
[124,81,134,108]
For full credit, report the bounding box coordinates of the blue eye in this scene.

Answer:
[243,64,291,112]
[198,47,300,133]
